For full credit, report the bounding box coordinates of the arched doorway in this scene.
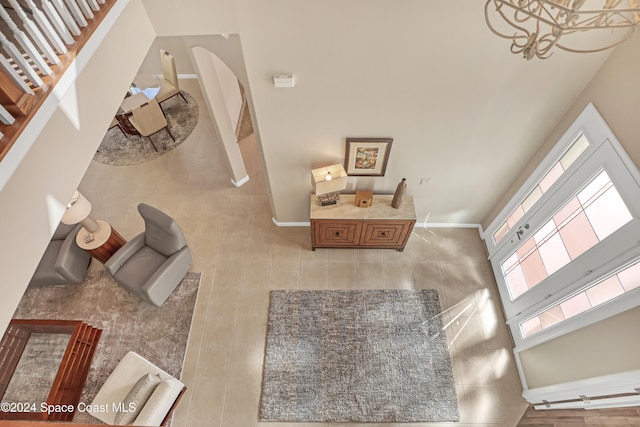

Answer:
[190,46,251,187]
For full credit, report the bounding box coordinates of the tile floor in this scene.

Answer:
[79,79,529,427]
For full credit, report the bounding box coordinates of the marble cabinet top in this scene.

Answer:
[310,194,416,220]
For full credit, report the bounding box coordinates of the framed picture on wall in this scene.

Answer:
[344,137,393,176]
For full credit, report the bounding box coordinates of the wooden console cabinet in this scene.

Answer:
[310,194,416,251]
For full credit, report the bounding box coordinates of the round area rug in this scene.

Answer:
[94,90,198,166]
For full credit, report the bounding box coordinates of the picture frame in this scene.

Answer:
[344,137,393,176]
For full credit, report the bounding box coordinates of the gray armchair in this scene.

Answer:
[105,203,192,307]
[29,223,91,287]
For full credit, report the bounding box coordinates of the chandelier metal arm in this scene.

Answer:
[485,0,640,59]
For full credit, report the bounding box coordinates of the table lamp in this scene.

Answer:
[311,164,348,206]
[61,190,99,241]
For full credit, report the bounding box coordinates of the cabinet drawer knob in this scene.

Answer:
[380,232,388,237]
[335,231,343,237]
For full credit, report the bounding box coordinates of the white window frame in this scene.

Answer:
[485,103,640,348]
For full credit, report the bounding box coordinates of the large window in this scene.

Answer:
[501,169,633,301]
[492,135,590,245]
[485,104,640,348]
[519,259,640,338]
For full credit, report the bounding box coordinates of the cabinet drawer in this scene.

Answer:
[360,221,413,247]
[312,220,361,246]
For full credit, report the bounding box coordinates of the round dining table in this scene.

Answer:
[115,73,163,136]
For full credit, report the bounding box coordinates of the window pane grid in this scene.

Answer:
[501,171,631,300]
[519,260,640,338]
[493,134,590,245]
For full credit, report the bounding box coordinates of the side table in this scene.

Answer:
[76,220,126,263]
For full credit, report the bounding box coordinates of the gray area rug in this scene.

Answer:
[11,270,201,423]
[3,333,70,405]
[94,91,198,166]
[260,289,460,423]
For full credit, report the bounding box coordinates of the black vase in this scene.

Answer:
[391,178,407,209]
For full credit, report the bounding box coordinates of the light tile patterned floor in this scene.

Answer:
[79,79,529,427]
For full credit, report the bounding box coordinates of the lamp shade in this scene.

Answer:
[61,191,92,225]
[311,164,348,195]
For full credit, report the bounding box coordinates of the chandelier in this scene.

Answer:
[485,0,640,59]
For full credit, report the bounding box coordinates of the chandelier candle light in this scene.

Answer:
[485,0,640,59]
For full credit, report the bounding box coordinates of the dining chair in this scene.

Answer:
[157,49,188,111]
[108,117,127,137]
[115,113,141,137]
[128,98,175,151]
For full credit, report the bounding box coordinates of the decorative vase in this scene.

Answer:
[391,178,407,209]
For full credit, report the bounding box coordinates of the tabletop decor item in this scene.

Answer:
[344,137,393,176]
[355,190,373,207]
[391,178,407,208]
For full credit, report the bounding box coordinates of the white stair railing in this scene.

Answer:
[24,0,68,55]
[1,0,112,158]
[0,6,51,76]
[75,0,94,20]
[0,105,16,125]
[0,30,43,86]
[0,53,34,94]
[40,0,75,45]
[50,0,81,36]
[7,0,59,65]
[62,0,87,28]
[86,0,99,12]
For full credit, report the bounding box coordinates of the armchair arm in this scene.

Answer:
[105,233,145,276]
[54,224,91,283]
[141,246,192,306]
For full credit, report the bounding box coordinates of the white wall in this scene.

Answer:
[137,0,612,225]
[483,31,640,228]
[139,36,197,75]
[519,306,640,389]
[0,0,156,334]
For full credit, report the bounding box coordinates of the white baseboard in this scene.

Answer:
[177,74,198,79]
[231,175,250,187]
[523,369,640,407]
[416,222,483,231]
[270,219,485,230]
[272,218,310,227]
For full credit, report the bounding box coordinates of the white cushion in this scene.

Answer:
[133,378,184,426]
[88,351,184,425]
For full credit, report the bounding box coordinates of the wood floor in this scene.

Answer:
[518,405,640,426]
